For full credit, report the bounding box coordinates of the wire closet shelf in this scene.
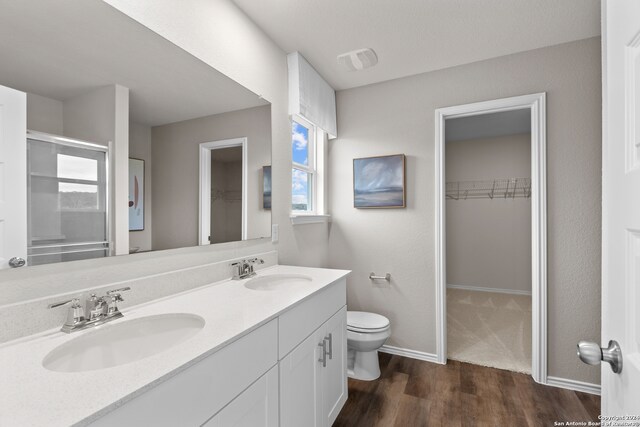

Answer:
[446,178,531,200]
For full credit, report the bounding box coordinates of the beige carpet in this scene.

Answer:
[447,288,531,373]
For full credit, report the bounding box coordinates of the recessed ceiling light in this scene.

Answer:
[337,48,378,72]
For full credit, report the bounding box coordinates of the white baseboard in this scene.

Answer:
[447,283,532,296]
[546,376,601,395]
[379,345,441,364]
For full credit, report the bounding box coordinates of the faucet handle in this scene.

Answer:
[110,293,124,302]
[48,298,81,309]
[247,258,264,265]
[107,286,131,296]
[230,261,244,279]
[106,293,125,317]
[48,298,85,329]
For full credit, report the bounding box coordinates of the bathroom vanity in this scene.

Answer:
[0,265,349,427]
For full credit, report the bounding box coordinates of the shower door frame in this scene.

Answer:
[434,93,547,384]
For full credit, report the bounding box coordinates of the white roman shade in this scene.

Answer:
[287,52,337,138]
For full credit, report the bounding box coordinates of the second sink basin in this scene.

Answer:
[245,273,312,291]
[43,313,205,373]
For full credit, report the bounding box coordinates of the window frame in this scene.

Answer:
[291,115,317,214]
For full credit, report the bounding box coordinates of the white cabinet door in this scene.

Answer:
[321,307,347,426]
[280,306,348,427]
[0,84,26,270]
[204,365,278,427]
[279,328,323,427]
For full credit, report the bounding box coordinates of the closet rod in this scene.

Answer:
[446,178,531,200]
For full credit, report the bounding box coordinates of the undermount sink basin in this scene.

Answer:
[245,273,313,291]
[42,313,205,373]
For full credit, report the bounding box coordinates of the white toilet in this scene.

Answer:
[346,311,391,381]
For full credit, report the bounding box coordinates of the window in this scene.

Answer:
[56,154,100,210]
[291,115,328,221]
[291,117,314,212]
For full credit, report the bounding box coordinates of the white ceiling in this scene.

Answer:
[446,109,531,142]
[232,0,600,90]
[0,1,267,127]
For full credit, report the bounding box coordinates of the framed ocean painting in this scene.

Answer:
[353,154,406,208]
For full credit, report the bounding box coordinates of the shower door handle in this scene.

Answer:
[8,257,26,268]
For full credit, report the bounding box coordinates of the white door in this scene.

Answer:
[0,85,27,269]
[321,307,348,426]
[598,0,640,414]
[280,329,323,427]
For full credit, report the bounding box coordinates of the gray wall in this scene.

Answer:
[26,93,63,135]
[129,122,153,252]
[328,37,602,384]
[63,86,117,146]
[151,105,271,250]
[446,133,531,293]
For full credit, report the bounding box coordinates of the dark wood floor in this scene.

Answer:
[334,353,600,427]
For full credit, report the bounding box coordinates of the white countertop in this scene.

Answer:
[0,265,350,427]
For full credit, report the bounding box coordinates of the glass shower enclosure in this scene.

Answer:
[26,132,110,266]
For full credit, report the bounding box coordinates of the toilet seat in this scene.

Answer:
[347,311,390,333]
[347,324,390,333]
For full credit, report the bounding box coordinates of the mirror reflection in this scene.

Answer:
[0,1,271,268]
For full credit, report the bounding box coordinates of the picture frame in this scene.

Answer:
[353,154,406,208]
[129,158,145,231]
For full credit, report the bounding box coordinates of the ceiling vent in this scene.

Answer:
[337,48,378,72]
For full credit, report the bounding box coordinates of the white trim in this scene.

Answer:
[435,107,447,364]
[447,283,532,296]
[546,376,601,395]
[199,138,248,245]
[435,93,548,384]
[379,345,440,363]
[315,127,328,215]
[290,214,331,225]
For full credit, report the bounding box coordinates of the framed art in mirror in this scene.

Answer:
[129,158,145,231]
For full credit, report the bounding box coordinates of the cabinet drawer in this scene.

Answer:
[91,319,278,427]
[278,278,346,359]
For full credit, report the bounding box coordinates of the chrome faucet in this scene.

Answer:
[230,258,264,280]
[48,287,131,333]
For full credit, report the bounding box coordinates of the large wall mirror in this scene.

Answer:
[0,1,271,270]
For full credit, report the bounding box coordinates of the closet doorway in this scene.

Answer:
[434,93,547,384]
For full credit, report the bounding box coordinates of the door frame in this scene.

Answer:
[434,93,547,384]
[198,137,248,245]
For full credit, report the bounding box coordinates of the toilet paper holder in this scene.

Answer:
[369,272,391,282]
